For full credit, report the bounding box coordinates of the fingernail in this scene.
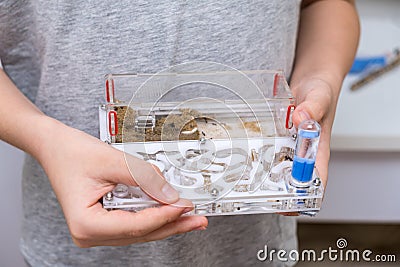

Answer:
[161,183,179,201]
[298,111,311,122]
[183,207,193,214]
[192,226,207,231]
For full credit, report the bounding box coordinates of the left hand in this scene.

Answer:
[279,76,339,217]
[291,76,338,189]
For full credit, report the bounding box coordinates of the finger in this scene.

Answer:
[95,146,139,187]
[124,153,180,204]
[73,199,200,242]
[102,148,180,204]
[292,100,331,189]
[292,84,333,128]
[134,215,208,243]
[292,98,325,127]
[78,216,208,247]
[291,77,334,127]
[293,105,330,187]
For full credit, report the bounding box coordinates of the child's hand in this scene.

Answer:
[291,77,338,188]
[38,119,208,247]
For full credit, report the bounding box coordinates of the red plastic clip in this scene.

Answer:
[108,110,118,136]
[273,73,279,97]
[285,104,296,129]
[105,79,115,103]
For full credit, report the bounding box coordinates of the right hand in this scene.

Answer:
[37,117,208,247]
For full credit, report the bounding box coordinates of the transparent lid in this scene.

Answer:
[104,62,292,104]
[102,62,295,144]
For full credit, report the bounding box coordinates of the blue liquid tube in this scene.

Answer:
[290,120,321,188]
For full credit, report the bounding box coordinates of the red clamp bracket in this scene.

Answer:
[285,104,296,129]
[108,110,118,136]
[273,73,280,97]
[105,78,115,103]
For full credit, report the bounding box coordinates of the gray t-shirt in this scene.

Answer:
[0,1,301,266]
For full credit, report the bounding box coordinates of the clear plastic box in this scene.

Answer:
[99,64,323,216]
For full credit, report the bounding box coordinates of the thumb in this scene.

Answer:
[292,98,326,128]
[108,149,180,205]
[291,79,333,128]
[290,95,332,188]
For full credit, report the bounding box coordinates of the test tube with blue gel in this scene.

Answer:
[291,120,320,188]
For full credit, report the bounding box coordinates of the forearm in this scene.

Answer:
[291,0,360,97]
[0,69,64,161]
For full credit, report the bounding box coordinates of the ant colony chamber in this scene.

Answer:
[99,62,324,216]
